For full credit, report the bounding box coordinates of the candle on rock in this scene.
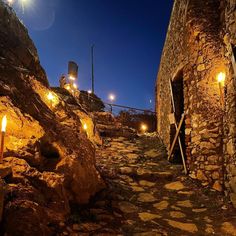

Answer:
[217,72,226,106]
[47,92,54,109]
[0,115,7,163]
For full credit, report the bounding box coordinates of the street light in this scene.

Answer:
[108,94,115,113]
[109,94,115,102]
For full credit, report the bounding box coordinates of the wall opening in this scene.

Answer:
[170,71,185,163]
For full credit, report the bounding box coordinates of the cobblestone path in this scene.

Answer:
[65,135,236,236]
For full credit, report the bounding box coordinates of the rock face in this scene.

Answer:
[0,179,3,222]
[156,0,236,206]
[0,1,105,234]
[78,90,105,112]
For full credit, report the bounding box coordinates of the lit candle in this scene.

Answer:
[217,72,226,106]
[0,115,7,163]
[47,92,54,109]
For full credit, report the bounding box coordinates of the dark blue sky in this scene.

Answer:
[13,0,173,110]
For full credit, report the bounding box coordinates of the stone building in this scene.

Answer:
[156,0,236,206]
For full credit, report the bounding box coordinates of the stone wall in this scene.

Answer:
[156,0,228,191]
[222,0,236,207]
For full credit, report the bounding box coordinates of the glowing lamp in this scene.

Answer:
[83,124,88,130]
[88,90,92,94]
[73,83,77,89]
[0,115,7,163]
[141,124,148,132]
[69,75,75,81]
[109,94,115,102]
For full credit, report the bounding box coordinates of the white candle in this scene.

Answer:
[0,115,7,163]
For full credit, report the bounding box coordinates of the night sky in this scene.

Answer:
[13,0,173,110]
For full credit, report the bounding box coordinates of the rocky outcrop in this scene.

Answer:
[52,87,102,146]
[78,90,105,112]
[0,179,3,222]
[0,1,105,234]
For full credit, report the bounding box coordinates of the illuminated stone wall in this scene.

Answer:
[223,0,236,207]
[156,0,229,192]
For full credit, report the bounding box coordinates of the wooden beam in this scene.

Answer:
[168,79,187,174]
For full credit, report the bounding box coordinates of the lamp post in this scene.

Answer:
[87,89,92,100]
[0,115,7,163]
[108,94,115,113]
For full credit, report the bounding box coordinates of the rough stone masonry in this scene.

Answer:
[156,0,236,207]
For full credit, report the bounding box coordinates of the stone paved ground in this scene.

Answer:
[61,135,236,236]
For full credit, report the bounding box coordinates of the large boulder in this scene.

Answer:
[0,1,105,234]
[2,157,69,234]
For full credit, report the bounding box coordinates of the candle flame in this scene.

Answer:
[47,92,54,101]
[217,72,226,84]
[1,115,7,132]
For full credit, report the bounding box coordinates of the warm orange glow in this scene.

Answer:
[83,124,88,130]
[47,92,54,101]
[141,124,148,132]
[65,84,70,90]
[73,83,78,89]
[217,72,226,84]
[1,115,7,132]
